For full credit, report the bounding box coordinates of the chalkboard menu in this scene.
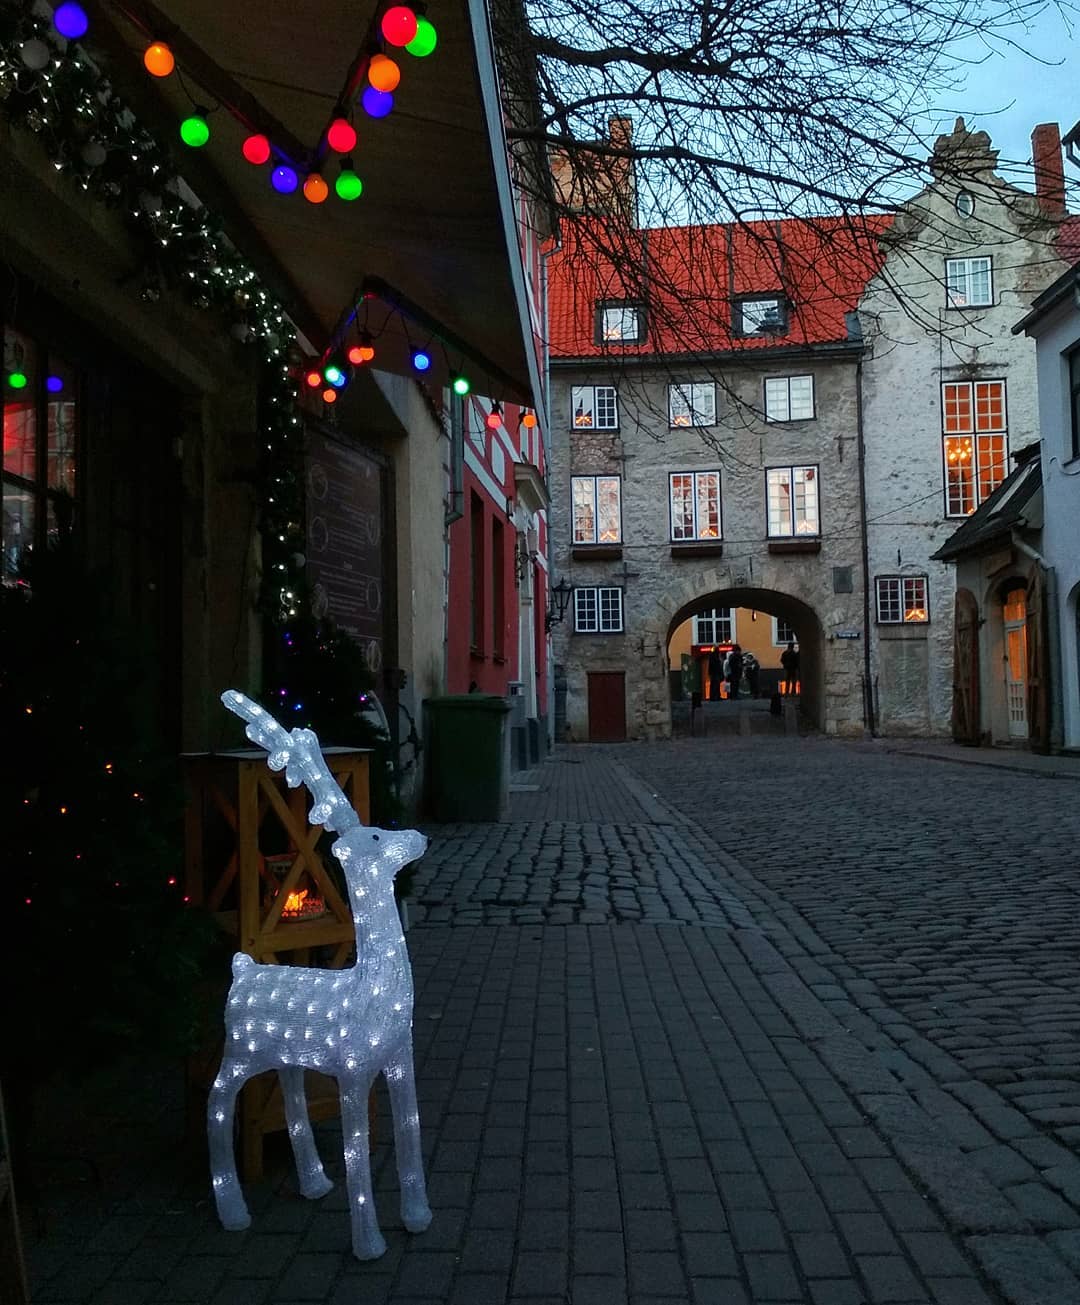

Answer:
[305,428,386,673]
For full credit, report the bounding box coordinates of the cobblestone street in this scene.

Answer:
[26,737,1080,1305]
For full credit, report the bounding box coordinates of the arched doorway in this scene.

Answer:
[666,587,827,731]
[1002,585,1029,740]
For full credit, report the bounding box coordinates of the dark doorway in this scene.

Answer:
[587,671,626,741]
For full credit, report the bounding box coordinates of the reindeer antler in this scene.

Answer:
[222,691,361,835]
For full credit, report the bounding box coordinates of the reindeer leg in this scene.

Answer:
[279,1067,334,1200]
[384,1040,432,1233]
[207,1060,252,1231]
[339,1073,386,1260]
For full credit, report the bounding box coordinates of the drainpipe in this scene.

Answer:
[855,357,876,736]
[1012,532,1063,749]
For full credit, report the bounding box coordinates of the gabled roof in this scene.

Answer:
[1058,215,1080,267]
[932,445,1042,562]
[548,214,892,362]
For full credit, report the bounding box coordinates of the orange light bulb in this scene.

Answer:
[143,41,175,77]
[303,174,329,204]
[368,54,401,92]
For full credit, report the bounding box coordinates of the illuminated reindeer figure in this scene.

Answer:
[207,690,432,1260]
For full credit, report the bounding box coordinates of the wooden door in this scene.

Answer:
[588,671,627,741]
[1026,568,1050,752]
[952,588,980,745]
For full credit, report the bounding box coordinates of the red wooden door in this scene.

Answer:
[588,672,627,741]
[951,588,980,745]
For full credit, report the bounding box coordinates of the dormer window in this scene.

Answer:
[735,296,788,337]
[596,302,646,344]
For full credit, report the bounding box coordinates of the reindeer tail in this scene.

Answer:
[231,952,256,980]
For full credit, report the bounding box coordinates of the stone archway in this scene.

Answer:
[636,574,850,737]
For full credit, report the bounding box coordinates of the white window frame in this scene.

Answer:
[764,375,815,422]
[941,379,1008,517]
[598,303,645,344]
[669,382,716,428]
[574,586,624,633]
[875,576,929,624]
[571,385,619,430]
[945,257,992,308]
[772,617,797,646]
[669,470,722,541]
[571,474,622,544]
[737,297,786,336]
[693,609,734,645]
[765,465,820,538]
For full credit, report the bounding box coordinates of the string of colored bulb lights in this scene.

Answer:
[0,0,308,624]
[102,0,438,205]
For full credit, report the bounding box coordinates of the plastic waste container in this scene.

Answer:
[424,694,511,821]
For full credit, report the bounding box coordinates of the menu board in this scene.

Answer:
[305,428,385,672]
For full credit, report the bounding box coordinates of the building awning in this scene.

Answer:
[95,0,541,403]
[932,449,1043,562]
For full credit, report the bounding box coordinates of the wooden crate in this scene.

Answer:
[183,747,371,1180]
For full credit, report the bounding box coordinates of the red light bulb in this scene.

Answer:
[242,134,271,165]
[326,118,357,153]
[381,5,418,46]
[486,410,502,429]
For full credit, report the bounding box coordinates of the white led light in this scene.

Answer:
[207,691,432,1261]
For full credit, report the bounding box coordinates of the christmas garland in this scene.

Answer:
[0,0,305,622]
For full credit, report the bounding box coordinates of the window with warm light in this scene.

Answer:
[945,257,992,307]
[571,385,618,430]
[876,576,929,624]
[669,382,716,427]
[2,325,78,580]
[942,379,1007,516]
[572,475,621,544]
[694,609,734,644]
[669,470,721,540]
[596,303,646,345]
[766,465,819,537]
[764,375,815,422]
[574,585,623,633]
[735,297,787,336]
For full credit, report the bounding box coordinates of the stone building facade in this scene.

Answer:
[859,120,1068,736]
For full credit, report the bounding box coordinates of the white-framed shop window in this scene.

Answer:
[694,609,734,645]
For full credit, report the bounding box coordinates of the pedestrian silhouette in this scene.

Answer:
[725,644,744,701]
[707,647,723,702]
[780,641,800,696]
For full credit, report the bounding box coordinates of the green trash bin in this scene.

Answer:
[424,694,512,821]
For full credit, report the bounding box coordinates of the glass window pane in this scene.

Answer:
[596,477,621,542]
[767,468,792,536]
[669,385,690,426]
[977,434,1007,501]
[2,477,35,578]
[794,466,819,534]
[572,387,594,428]
[765,378,788,422]
[670,473,693,539]
[575,587,597,631]
[943,383,972,433]
[789,376,814,420]
[595,387,617,429]
[3,328,38,483]
[46,355,77,494]
[572,477,595,543]
[944,437,975,514]
[974,381,1004,432]
[696,472,719,538]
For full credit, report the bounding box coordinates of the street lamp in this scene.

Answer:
[546,576,573,631]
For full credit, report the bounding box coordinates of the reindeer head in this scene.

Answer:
[333,826,427,894]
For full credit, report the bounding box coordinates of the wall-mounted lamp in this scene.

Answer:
[546,576,573,631]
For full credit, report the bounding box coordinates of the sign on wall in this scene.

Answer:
[305,427,385,673]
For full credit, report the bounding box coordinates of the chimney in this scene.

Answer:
[1032,122,1066,219]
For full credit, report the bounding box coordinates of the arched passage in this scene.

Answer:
[665,587,826,730]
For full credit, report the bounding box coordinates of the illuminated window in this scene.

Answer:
[574,586,623,633]
[766,465,819,537]
[669,470,721,541]
[694,609,734,644]
[942,379,1007,516]
[572,475,621,544]
[596,303,645,344]
[669,382,716,427]
[876,576,929,624]
[764,375,815,422]
[2,325,78,580]
[571,385,618,430]
[945,257,992,307]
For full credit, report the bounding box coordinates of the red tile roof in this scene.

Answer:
[548,214,894,360]
[1058,214,1080,266]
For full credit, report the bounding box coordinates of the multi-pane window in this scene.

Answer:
[773,617,797,646]
[945,257,992,308]
[574,586,623,633]
[764,375,815,422]
[598,303,645,344]
[766,466,819,537]
[571,385,618,429]
[1070,348,1080,461]
[736,297,786,336]
[876,576,929,624]
[669,470,721,541]
[572,475,621,544]
[942,380,1007,516]
[2,325,78,579]
[694,609,734,645]
[669,382,716,427]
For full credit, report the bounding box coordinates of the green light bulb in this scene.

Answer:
[336,170,363,201]
[406,18,437,57]
[180,113,210,148]
[452,375,470,397]
[7,370,28,390]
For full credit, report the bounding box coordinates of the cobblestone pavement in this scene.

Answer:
[24,738,1080,1304]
